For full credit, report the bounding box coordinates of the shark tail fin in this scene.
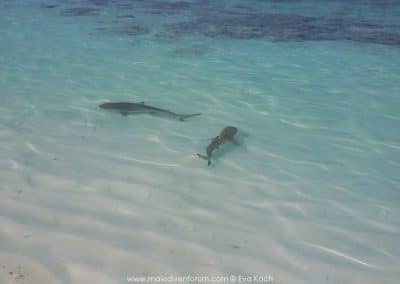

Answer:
[197,153,207,160]
[197,153,211,166]
[178,113,201,121]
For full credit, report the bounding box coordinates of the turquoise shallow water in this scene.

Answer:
[1,1,400,283]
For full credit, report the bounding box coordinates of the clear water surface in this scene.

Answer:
[0,0,399,283]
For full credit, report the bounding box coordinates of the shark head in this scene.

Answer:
[99,102,113,109]
[220,126,238,139]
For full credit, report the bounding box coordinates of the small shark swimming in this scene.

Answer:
[99,102,201,121]
[197,126,239,166]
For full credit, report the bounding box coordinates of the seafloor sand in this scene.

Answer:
[1,1,400,283]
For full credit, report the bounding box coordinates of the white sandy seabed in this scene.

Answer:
[1,82,400,283]
[1,1,400,284]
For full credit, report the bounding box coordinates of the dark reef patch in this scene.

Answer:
[42,4,56,9]
[89,0,115,6]
[171,44,214,57]
[146,1,192,15]
[43,0,400,47]
[158,12,400,45]
[255,0,300,2]
[117,14,136,19]
[232,4,254,11]
[97,23,150,36]
[61,7,99,17]
[352,31,400,46]
[111,25,150,36]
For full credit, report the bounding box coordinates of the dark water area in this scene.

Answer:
[33,0,400,46]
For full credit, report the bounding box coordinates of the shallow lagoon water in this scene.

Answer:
[1,0,400,283]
